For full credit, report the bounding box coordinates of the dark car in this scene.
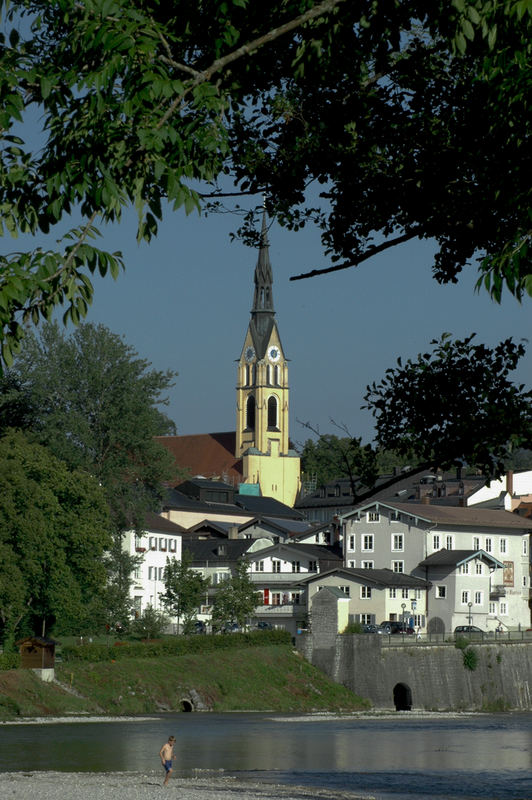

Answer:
[256,621,273,630]
[221,622,240,634]
[362,624,383,634]
[191,620,206,634]
[454,625,484,634]
[379,621,415,635]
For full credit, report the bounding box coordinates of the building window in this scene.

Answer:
[362,560,374,569]
[436,586,446,599]
[271,593,281,606]
[523,538,528,556]
[389,588,397,598]
[159,538,167,551]
[148,567,155,580]
[446,535,454,550]
[473,537,480,550]
[309,560,317,571]
[500,601,508,615]
[475,562,483,575]
[499,538,507,555]
[134,567,141,580]
[392,534,404,551]
[459,563,470,575]
[348,560,356,568]
[433,534,440,551]
[474,591,483,605]
[523,576,528,588]
[169,539,177,553]
[246,394,255,430]
[291,592,300,605]
[291,561,300,573]
[413,614,422,627]
[485,538,492,553]
[361,614,372,625]
[267,396,278,429]
[272,560,281,573]
[348,535,355,551]
[402,587,409,599]
[149,537,157,551]
[255,561,264,572]
[361,586,372,599]
[392,561,404,573]
[362,534,374,551]
[489,602,496,615]
[339,586,350,597]
[461,590,470,604]
[415,589,422,600]
[368,511,380,522]
[158,567,164,580]
[390,510,400,522]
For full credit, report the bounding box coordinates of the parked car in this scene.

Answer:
[191,620,206,634]
[255,621,273,630]
[362,624,383,634]
[379,621,415,635]
[221,622,240,634]
[454,625,484,634]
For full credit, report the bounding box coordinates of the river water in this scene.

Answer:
[1,712,531,800]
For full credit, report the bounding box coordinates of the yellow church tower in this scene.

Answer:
[235,212,300,506]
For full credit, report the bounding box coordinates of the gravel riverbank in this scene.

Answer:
[0,772,374,800]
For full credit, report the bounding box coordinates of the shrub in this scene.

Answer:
[342,622,363,634]
[463,647,478,671]
[0,652,20,670]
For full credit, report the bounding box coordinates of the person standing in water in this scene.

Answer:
[159,735,176,786]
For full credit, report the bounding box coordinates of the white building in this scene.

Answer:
[123,512,184,617]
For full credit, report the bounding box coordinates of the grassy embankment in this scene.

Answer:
[0,636,369,719]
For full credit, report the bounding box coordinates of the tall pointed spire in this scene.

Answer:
[252,209,274,317]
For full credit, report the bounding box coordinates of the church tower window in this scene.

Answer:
[267,396,278,429]
[246,395,255,431]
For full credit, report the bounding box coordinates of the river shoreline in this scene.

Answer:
[0,709,483,725]
[0,771,375,800]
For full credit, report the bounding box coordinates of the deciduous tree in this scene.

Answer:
[364,334,532,479]
[211,559,261,630]
[0,430,111,643]
[0,1,530,366]
[160,552,210,634]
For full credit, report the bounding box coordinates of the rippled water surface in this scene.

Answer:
[1,712,531,799]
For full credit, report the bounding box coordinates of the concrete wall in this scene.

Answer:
[299,590,532,710]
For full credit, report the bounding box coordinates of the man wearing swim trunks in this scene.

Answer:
[159,735,176,786]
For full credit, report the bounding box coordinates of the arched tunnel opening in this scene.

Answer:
[180,699,194,712]
[393,682,413,711]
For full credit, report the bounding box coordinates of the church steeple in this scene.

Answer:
[252,211,274,314]
[235,213,301,506]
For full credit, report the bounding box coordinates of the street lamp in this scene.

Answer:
[401,602,406,629]
[468,601,472,627]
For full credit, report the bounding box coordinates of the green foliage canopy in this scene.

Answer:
[0,1,530,366]
[7,321,177,529]
[160,551,210,633]
[211,558,261,630]
[364,334,532,478]
[0,429,111,643]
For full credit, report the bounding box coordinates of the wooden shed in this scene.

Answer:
[16,636,58,670]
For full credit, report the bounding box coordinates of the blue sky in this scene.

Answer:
[66,202,532,448]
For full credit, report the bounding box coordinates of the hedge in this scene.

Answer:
[61,629,292,663]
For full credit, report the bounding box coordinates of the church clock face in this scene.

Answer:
[245,345,256,363]
[267,345,280,363]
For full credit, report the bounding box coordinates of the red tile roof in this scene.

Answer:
[155,432,243,487]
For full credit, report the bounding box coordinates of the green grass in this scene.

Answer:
[0,644,369,719]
